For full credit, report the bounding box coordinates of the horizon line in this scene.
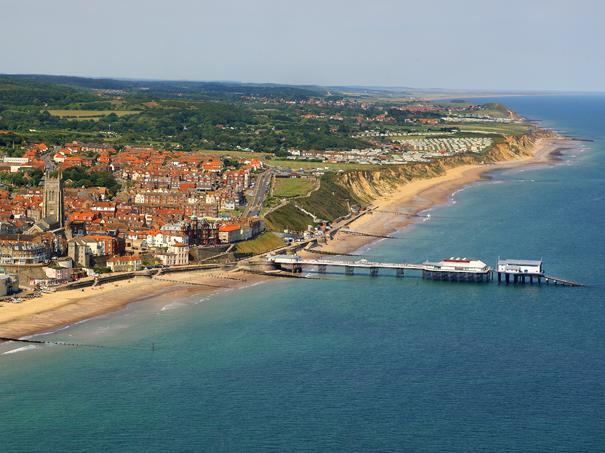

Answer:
[2,72,605,96]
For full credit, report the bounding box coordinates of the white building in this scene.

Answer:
[424,258,490,273]
[497,259,543,275]
[156,244,189,266]
[43,266,72,282]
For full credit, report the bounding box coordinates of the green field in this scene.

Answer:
[234,232,285,255]
[455,122,534,136]
[386,133,447,141]
[270,159,379,171]
[47,110,140,120]
[272,177,316,198]
[194,149,273,160]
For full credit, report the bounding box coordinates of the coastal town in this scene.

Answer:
[0,142,270,296]
[0,75,538,299]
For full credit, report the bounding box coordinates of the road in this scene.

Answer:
[42,150,57,172]
[244,169,273,217]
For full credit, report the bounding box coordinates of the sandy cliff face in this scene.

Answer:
[265,131,551,232]
[337,133,545,204]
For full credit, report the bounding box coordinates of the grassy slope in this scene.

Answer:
[265,174,365,232]
[272,178,315,198]
[297,174,358,220]
[234,232,284,255]
[265,203,315,232]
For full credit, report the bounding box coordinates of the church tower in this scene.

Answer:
[43,171,64,228]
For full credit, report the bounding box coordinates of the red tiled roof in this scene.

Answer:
[219,224,240,232]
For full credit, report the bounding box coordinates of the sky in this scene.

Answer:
[1,0,604,92]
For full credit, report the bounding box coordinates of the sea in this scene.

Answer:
[1,95,604,452]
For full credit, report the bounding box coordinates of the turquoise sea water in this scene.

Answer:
[1,95,604,452]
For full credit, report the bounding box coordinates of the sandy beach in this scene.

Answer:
[0,136,572,341]
[0,269,268,340]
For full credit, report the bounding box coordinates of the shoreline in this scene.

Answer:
[307,136,568,256]
[0,270,270,342]
[0,136,577,344]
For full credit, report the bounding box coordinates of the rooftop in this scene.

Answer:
[498,259,542,266]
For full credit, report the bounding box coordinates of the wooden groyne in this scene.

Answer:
[340,228,396,239]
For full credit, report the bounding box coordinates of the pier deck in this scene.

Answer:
[268,255,491,282]
[274,257,425,271]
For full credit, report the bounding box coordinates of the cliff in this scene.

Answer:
[265,131,550,232]
[336,132,545,204]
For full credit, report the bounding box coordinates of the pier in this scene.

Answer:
[268,255,491,282]
[267,254,582,286]
[270,255,422,277]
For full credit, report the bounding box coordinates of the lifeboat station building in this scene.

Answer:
[497,258,543,284]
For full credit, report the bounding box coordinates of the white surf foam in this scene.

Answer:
[160,302,185,312]
[193,296,210,305]
[2,345,38,355]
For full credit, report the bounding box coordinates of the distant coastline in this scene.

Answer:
[0,134,578,346]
